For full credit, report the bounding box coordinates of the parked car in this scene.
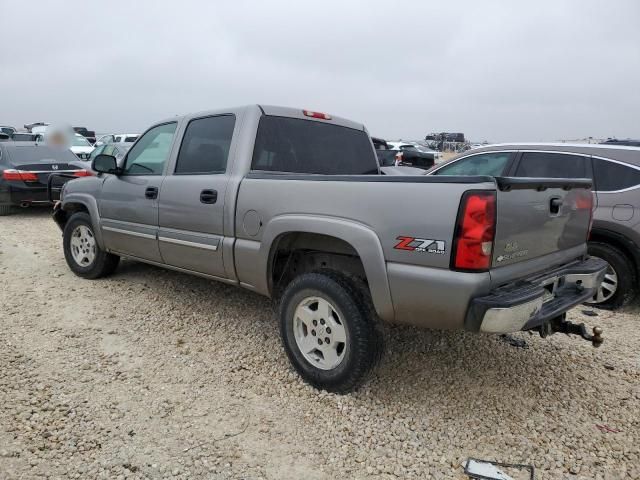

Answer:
[95,133,140,147]
[74,127,97,145]
[601,138,640,147]
[69,133,95,160]
[11,132,42,142]
[0,142,92,215]
[386,141,436,169]
[24,122,50,133]
[87,143,130,164]
[53,106,605,392]
[1,126,16,137]
[0,133,10,142]
[428,143,640,309]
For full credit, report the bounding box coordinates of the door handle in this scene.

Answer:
[200,189,218,204]
[550,197,562,214]
[145,186,158,199]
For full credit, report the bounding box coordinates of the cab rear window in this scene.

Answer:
[251,116,377,175]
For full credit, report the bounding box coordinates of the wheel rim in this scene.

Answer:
[587,257,618,304]
[70,225,97,267]
[293,296,347,371]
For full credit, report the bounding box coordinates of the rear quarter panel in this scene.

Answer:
[234,176,496,327]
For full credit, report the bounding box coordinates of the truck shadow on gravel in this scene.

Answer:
[111,259,624,408]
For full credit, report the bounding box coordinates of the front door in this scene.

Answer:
[158,114,236,278]
[99,122,178,262]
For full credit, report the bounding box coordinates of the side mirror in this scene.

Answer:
[92,154,119,174]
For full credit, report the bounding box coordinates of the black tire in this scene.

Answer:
[586,242,637,310]
[279,270,384,393]
[0,204,12,216]
[63,212,120,279]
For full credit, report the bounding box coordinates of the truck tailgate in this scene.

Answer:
[492,178,593,268]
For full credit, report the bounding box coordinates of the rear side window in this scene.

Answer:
[515,152,587,178]
[251,116,378,175]
[175,115,235,174]
[435,152,511,176]
[593,158,640,191]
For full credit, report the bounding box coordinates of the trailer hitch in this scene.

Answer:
[538,314,604,347]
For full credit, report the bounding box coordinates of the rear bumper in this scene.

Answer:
[0,182,51,206]
[465,256,607,333]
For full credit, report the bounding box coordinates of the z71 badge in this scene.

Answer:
[394,236,446,254]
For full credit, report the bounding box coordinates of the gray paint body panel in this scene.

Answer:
[59,106,597,331]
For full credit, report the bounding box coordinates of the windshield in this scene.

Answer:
[71,135,91,147]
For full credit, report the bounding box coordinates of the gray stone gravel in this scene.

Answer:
[1,210,639,479]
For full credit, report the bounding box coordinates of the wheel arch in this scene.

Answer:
[61,194,104,248]
[260,215,395,322]
[589,228,640,281]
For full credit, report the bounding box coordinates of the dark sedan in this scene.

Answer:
[0,142,92,215]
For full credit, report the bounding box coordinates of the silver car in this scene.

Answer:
[429,143,640,309]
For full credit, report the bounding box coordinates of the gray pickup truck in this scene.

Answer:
[52,105,607,392]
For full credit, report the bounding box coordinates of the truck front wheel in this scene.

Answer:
[63,212,120,279]
[279,271,383,393]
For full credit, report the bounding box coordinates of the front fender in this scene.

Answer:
[258,215,395,322]
[61,193,104,249]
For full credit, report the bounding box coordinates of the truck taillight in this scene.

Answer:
[2,169,39,182]
[576,191,594,239]
[73,170,93,177]
[303,110,332,120]
[452,191,496,271]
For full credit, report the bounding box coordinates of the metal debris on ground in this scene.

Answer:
[499,334,529,349]
[596,424,621,433]
[464,458,534,480]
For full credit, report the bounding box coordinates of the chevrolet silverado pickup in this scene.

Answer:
[52,105,607,393]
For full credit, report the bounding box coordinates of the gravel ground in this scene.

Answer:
[1,209,639,480]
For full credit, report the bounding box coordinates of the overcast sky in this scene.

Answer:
[1,0,638,142]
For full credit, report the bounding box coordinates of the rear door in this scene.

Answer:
[99,122,178,262]
[493,151,593,267]
[157,114,236,278]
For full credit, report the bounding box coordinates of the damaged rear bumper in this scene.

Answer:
[465,256,607,334]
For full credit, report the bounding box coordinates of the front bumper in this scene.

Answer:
[465,257,607,333]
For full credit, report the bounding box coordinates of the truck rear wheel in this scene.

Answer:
[279,271,383,393]
[63,212,120,279]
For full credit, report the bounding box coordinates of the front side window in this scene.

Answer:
[593,158,640,191]
[435,152,511,176]
[123,123,177,175]
[174,115,235,174]
[515,152,587,178]
[251,116,378,175]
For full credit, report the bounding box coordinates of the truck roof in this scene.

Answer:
[156,105,366,133]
